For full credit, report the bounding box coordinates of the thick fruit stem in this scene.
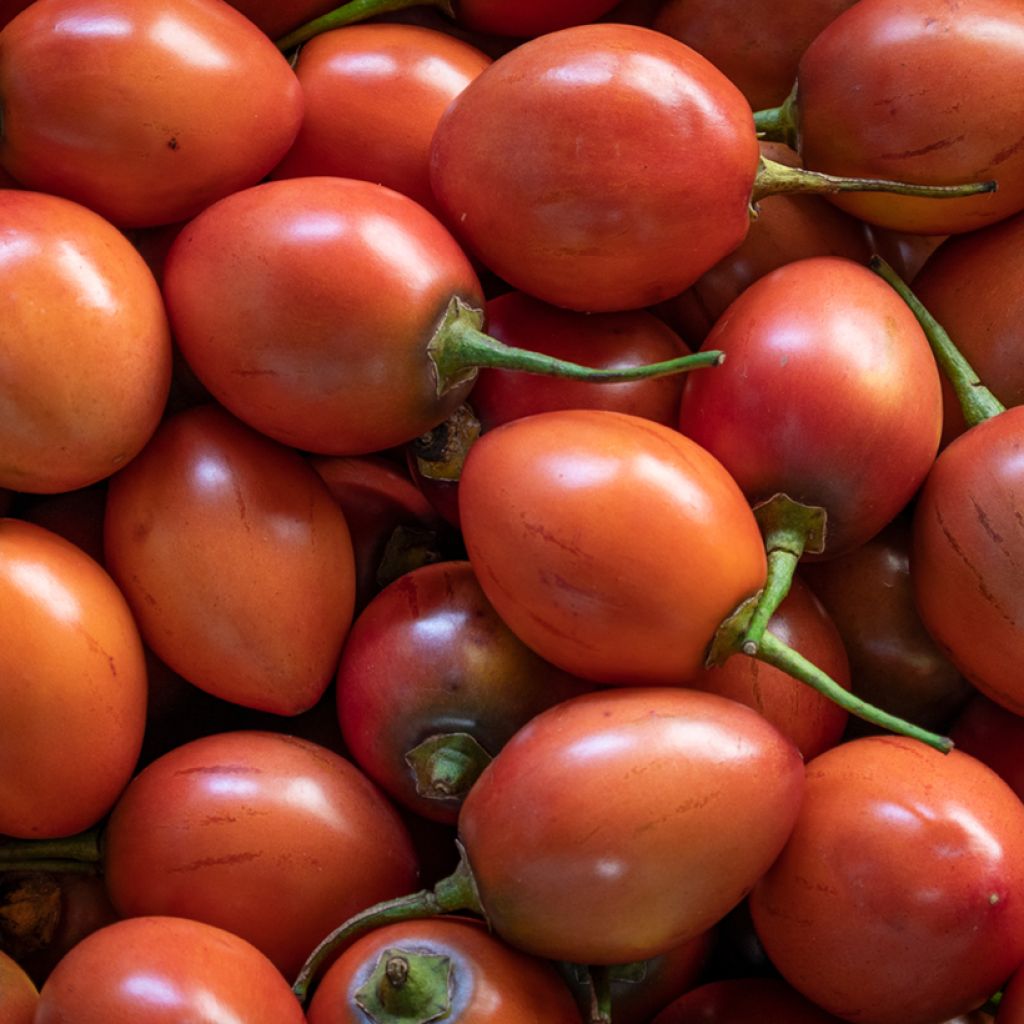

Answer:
[276,0,454,52]
[708,598,953,754]
[752,157,996,205]
[741,494,826,655]
[293,849,482,1004]
[428,297,724,397]
[753,84,799,149]
[869,256,1005,428]
[0,829,102,870]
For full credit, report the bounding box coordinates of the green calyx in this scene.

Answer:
[405,732,493,803]
[354,948,453,1024]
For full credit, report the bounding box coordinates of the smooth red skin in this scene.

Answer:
[912,211,1024,445]
[654,0,856,109]
[163,176,484,454]
[307,918,580,1023]
[750,736,1024,1024]
[801,516,971,733]
[459,687,804,964]
[678,256,942,558]
[103,731,419,980]
[336,560,593,824]
[0,519,147,839]
[950,694,1024,803]
[0,191,172,494]
[470,291,692,431]
[459,410,767,685]
[795,0,1024,235]
[0,0,303,228]
[912,407,1024,715]
[0,950,38,1024]
[661,144,872,343]
[688,577,850,760]
[430,23,761,313]
[104,404,356,715]
[34,916,307,1024]
[272,24,489,217]
[651,977,846,1024]
[310,453,444,610]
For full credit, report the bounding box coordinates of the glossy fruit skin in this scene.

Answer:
[801,515,971,733]
[0,519,147,838]
[272,24,490,217]
[163,176,485,454]
[912,406,1024,714]
[750,736,1024,1024]
[306,918,580,1023]
[336,560,593,823]
[0,0,304,228]
[458,687,804,965]
[688,576,850,759]
[0,191,172,493]
[431,23,761,312]
[0,948,38,1024]
[102,730,419,979]
[458,409,767,685]
[654,0,857,109]
[33,916,307,1024]
[471,291,692,430]
[795,0,1024,234]
[911,211,1024,444]
[650,977,846,1023]
[661,143,871,343]
[678,257,942,558]
[104,404,356,715]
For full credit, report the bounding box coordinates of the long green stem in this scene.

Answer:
[757,630,953,753]
[869,256,1005,427]
[292,851,482,1004]
[752,157,996,204]
[708,598,952,753]
[741,495,826,655]
[429,297,723,397]
[276,0,452,51]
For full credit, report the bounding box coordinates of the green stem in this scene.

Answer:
[589,965,613,1024]
[741,495,826,655]
[752,156,996,205]
[757,630,953,754]
[0,829,102,868]
[752,83,798,149]
[292,850,482,1004]
[276,0,452,51]
[869,256,1005,427]
[429,297,723,397]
